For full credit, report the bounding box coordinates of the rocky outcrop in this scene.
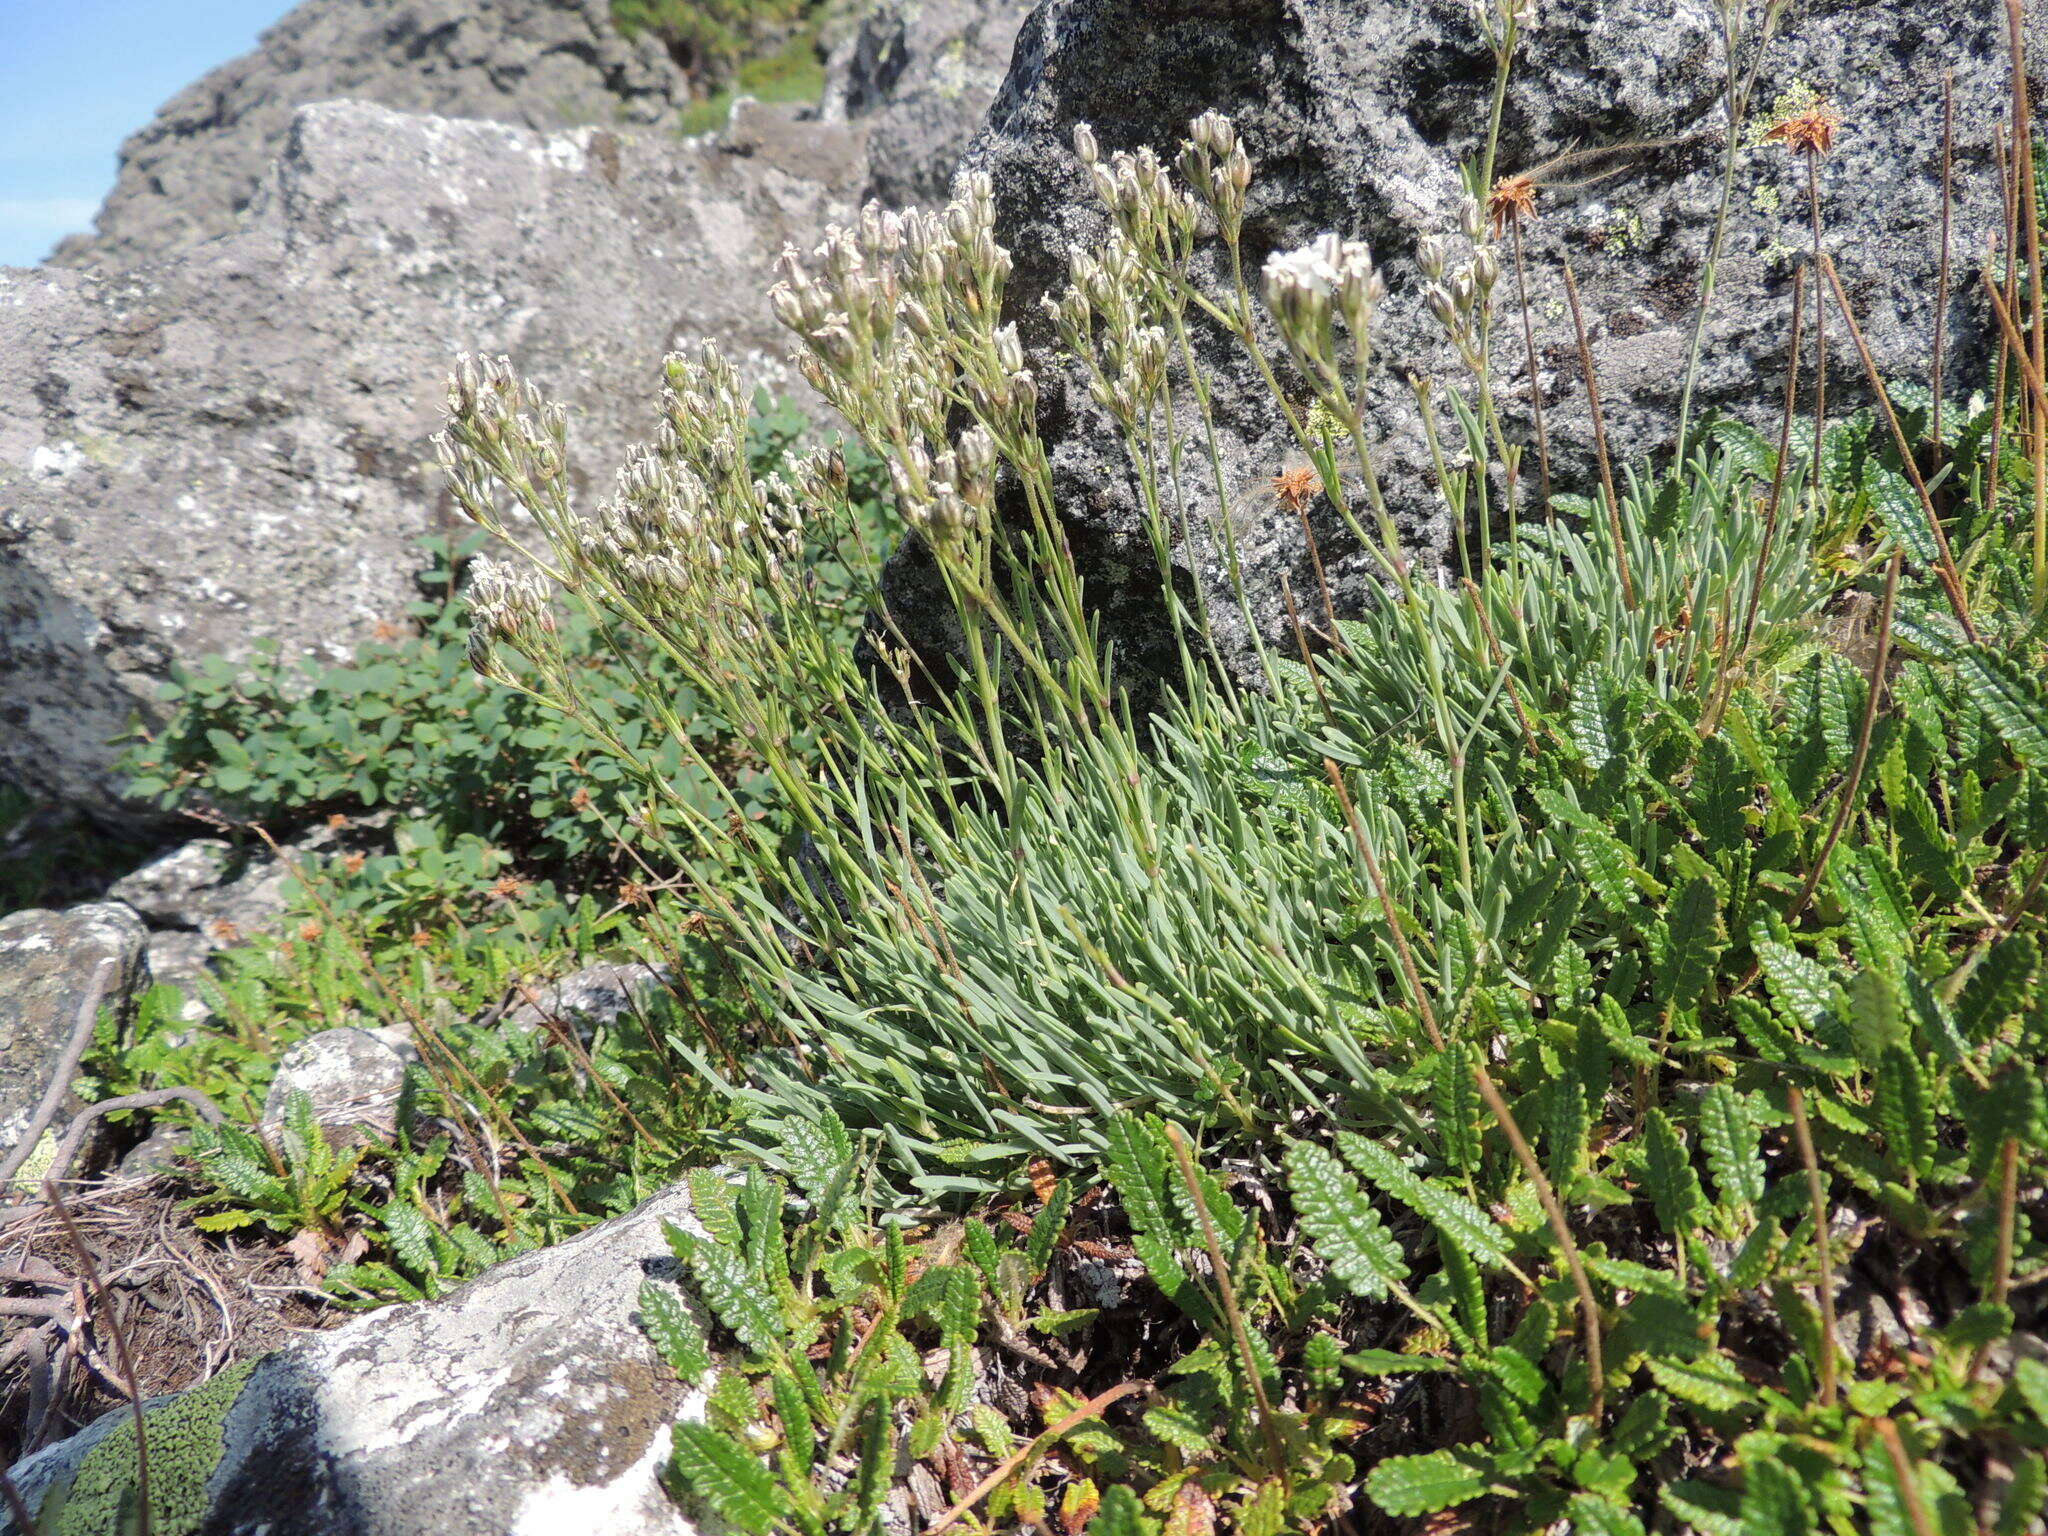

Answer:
[2,98,866,820]
[822,0,1034,207]
[0,905,148,1157]
[917,0,2038,679]
[1,1183,705,1535]
[52,0,693,270]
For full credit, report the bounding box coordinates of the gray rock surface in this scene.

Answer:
[261,1026,420,1136]
[503,961,670,1038]
[106,838,237,925]
[2,1183,706,1535]
[2,98,866,819]
[52,0,692,269]
[907,0,2039,681]
[0,904,148,1153]
[822,0,1033,206]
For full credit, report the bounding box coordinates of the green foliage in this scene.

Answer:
[118,533,752,884]
[644,1115,1371,1534]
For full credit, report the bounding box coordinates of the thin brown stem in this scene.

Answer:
[1322,760,1443,1049]
[1788,548,1902,925]
[1875,1420,1940,1536]
[1470,1067,1605,1420]
[0,960,116,1194]
[44,1181,151,1536]
[1730,265,1808,684]
[1787,1086,1840,1408]
[2007,0,2048,605]
[1562,261,1633,608]
[1990,127,2019,521]
[1821,256,1979,643]
[1165,1124,1288,1486]
[1509,212,1553,515]
[1807,148,1829,523]
[924,1379,1150,1534]
[1971,1134,2022,1384]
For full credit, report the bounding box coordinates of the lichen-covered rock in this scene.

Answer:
[261,1027,420,1136]
[2,1184,704,1536]
[822,0,1033,207]
[907,0,2039,681]
[52,0,692,269]
[1,99,865,820]
[0,904,148,1153]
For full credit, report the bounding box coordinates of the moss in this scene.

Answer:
[41,1358,262,1536]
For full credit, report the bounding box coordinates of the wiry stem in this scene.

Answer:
[1822,256,1978,642]
[1787,1086,1840,1408]
[1469,1068,1605,1421]
[45,1180,153,1536]
[1562,262,1633,609]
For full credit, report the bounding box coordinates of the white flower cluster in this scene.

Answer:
[1262,233,1386,353]
[766,178,1030,551]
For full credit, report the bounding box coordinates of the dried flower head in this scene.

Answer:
[1763,98,1841,157]
[1270,463,1323,514]
[1487,174,1538,235]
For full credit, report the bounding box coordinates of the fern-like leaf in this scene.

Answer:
[1284,1140,1408,1299]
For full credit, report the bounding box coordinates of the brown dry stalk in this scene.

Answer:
[1805,146,1830,527]
[1786,1086,1840,1408]
[1972,1133,2023,1385]
[1982,268,2048,436]
[1875,1419,1940,1536]
[1819,256,1978,643]
[2007,0,2048,602]
[1507,210,1554,514]
[0,959,116,1194]
[1165,1123,1288,1485]
[924,1379,1151,1534]
[1788,549,1902,926]
[1725,264,1808,712]
[1322,759,1443,1050]
[1469,1066,1605,1421]
[1562,261,1634,609]
[44,1180,152,1536]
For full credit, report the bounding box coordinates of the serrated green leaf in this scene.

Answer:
[1700,1085,1766,1211]
[1284,1140,1407,1300]
[1365,1448,1495,1517]
[1336,1132,1511,1269]
[669,1421,784,1535]
[1955,643,2048,767]
[1874,1046,1936,1183]
[1642,1107,1706,1235]
[640,1280,711,1383]
[1645,1353,1755,1413]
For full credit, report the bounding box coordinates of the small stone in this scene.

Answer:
[502,962,669,1040]
[261,1026,419,1138]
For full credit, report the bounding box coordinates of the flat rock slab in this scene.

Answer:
[3,1182,704,1535]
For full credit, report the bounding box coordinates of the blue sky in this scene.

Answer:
[0,0,295,265]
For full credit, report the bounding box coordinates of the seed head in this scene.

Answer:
[1486,173,1538,235]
